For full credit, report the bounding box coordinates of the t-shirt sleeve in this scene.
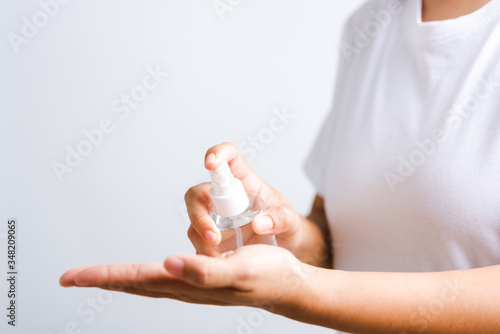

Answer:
[304,110,336,198]
[304,9,360,198]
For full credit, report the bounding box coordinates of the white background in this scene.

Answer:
[0,0,364,333]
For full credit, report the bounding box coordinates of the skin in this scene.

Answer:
[61,2,500,333]
[421,0,491,21]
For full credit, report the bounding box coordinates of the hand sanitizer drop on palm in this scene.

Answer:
[208,162,277,252]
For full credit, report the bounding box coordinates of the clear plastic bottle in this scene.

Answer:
[208,162,277,252]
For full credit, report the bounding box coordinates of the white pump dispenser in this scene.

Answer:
[207,161,276,252]
[209,162,250,218]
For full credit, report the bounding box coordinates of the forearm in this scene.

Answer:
[282,264,500,333]
[293,216,332,268]
[290,194,332,268]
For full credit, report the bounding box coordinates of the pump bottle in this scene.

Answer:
[208,162,277,252]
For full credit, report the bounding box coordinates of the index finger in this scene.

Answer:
[60,263,175,289]
[204,142,264,194]
[185,183,221,248]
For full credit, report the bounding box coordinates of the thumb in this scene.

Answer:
[252,206,301,239]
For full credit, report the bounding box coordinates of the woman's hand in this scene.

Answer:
[185,142,306,257]
[60,244,500,333]
[59,245,314,312]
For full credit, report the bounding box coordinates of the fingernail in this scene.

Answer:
[220,250,235,259]
[205,153,216,165]
[204,230,217,244]
[166,257,185,277]
[255,216,273,233]
[59,277,74,287]
[74,274,90,287]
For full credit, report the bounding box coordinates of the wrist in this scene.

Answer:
[275,264,344,327]
[294,217,332,268]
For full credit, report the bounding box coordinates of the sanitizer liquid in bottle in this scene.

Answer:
[208,162,277,253]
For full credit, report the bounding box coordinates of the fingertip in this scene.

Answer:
[73,271,91,287]
[205,142,237,170]
[72,265,105,287]
[204,229,221,246]
[205,152,218,170]
[164,256,186,277]
[204,230,216,243]
[253,214,274,234]
[59,266,90,287]
[59,273,74,287]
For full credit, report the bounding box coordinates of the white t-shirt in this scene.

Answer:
[305,0,500,273]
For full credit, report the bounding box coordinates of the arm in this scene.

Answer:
[287,263,500,333]
[295,195,333,269]
[60,244,500,333]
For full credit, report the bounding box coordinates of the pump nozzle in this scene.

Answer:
[209,162,231,189]
[209,162,250,217]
